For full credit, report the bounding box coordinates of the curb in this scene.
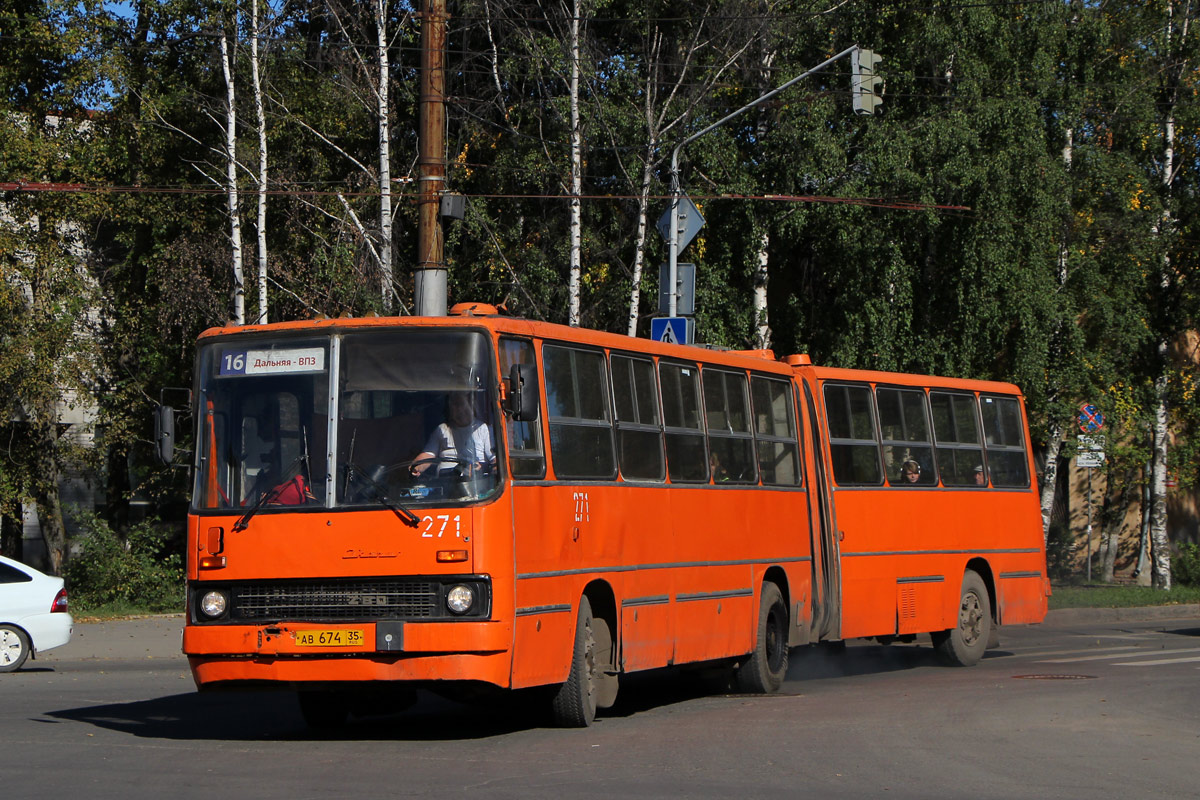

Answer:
[1044,604,1200,625]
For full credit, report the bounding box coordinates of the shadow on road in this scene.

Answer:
[46,689,551,741]
[45,640,966,740]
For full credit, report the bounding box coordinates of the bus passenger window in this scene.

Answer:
[930,391,986,486]
[703,370,756,483]
[823,383,882,485]
[543,345,616,480]
[660,362,708,482]
[877,387,936,486]
[751,376,801,486]
[500,339,545,479]
[612,354,665,481]
[981,395,1030,487]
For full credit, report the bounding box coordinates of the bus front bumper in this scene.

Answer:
[183,619,513,689]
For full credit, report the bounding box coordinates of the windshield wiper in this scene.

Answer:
[344,461,420,527]
[233,456,303,532]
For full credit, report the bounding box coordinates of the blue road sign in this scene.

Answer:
[651,317,693,345]
[1078,403,1104,433]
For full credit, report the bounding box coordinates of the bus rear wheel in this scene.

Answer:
[735,582,789,693]
[932,569,991,667]
[551,596,617,727]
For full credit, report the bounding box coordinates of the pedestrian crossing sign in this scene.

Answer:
[651,317,693,345]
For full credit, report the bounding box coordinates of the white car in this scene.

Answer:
[0,555,72,671]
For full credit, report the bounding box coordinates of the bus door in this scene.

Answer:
[799,377,841,641]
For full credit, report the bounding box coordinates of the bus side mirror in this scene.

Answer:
[506,364,539,422]
[154,405,176,464]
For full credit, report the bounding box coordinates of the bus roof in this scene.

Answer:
[197,308,1023,395]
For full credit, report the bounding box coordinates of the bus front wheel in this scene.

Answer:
[551,596,617,727]
[932,569,991,667]
[735,582,789,693]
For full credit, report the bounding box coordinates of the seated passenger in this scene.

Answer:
[899,459,922,485]
[411,392,496,479]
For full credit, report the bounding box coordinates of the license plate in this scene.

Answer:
[295,629,365,647]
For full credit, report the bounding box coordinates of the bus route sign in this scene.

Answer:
[1078,403,1104,434]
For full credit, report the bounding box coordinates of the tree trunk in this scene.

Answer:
[32,417,67,575]
[220,27,245,325]
[1148,1,1187,590]
[376,0,393,312]
[0,513,22,561]
[1039,422,1063,544]
[566,0,582,326]
[753,228,770,349]
[251,0,269,324]
[1099,466,1135,582]
[1150,370,1171,589]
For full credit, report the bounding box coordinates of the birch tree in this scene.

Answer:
[250,0,269,324]
[375,0,394,312]
[219,19,246,325]
[1147,0,1195,590]
[589,4,760,336]
[566,0,582,325]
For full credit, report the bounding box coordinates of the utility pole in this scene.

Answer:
[416,0,448,316]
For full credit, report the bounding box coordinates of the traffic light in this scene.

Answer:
[851,48,883,115]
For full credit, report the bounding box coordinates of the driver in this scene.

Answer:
[410,392,495,479]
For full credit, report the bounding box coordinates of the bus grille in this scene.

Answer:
[231,580,441,622]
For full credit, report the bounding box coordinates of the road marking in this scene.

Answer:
[1008,645,1141,658]
[1112,655,1200,666]
[1039,647,1200,664]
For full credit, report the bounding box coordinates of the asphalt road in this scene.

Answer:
[4,609,1199,799]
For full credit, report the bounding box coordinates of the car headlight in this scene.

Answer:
[446,584,474,615]
[200,590,228,619]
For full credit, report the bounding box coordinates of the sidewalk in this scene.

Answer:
[41,614,186,663]
[1044,603,1200,625]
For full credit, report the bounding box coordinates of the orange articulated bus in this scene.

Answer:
[175,303,1048,727]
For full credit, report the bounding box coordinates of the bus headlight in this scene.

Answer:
[446,584,474,615]
[200,590,228,619]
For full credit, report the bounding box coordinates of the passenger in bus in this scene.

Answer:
[973,465,987,486]
[899,459,922,484]
[410,392,496,479]
[244,407,314,506]
[709,451,729,482]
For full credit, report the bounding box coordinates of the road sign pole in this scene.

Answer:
[667,158,680,318]
[1086,470,1092,583]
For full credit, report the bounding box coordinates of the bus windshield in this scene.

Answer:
[194,329,500,512]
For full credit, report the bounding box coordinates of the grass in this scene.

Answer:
[72,599,183,622]
[1049,583,1200,610]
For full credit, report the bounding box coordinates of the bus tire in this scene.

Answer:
[297,690,349,730]
[551,596,608,727]
[933,569,991,667]
[735,582,789,693]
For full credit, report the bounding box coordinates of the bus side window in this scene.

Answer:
[981,395,1030,487]
[703,369,756,483]
[611,354,665,481]
[751,376,801,486]
[543,345,616,480]
[499,338,546,479]
[930,391,986,486]
[877,387,936,486]
[823,383,882,485]
[660,361,708,483]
